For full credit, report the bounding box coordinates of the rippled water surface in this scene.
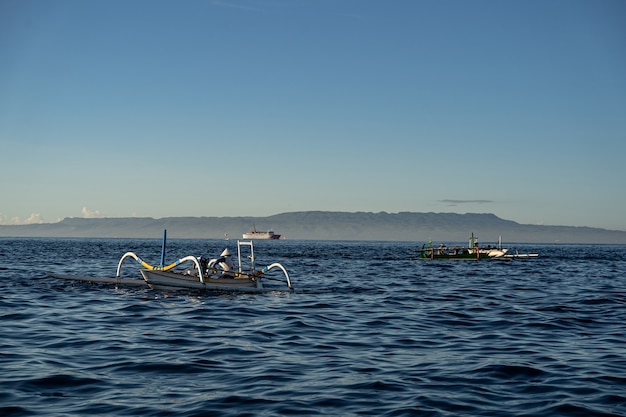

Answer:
[1,238,625,416]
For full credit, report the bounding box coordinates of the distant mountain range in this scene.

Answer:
[1,211,625,244]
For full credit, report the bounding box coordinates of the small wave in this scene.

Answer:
[532,401,621,417]
[472,363,547,381]
[17,373,106,397]
[0,406,31,417]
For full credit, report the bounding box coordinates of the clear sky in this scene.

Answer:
[1,0,625,231]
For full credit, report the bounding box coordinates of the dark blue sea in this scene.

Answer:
[1,238,625,417]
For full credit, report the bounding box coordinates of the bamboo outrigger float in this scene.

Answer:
[48,231,293,292]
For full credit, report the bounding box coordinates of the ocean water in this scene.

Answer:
[1,238,625,417]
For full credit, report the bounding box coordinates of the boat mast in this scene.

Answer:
[469,232,476,249]
[160,229,167,268]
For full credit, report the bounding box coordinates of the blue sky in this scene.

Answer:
[1,0,625,231]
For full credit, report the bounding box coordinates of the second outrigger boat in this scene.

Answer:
[412,233,529,260]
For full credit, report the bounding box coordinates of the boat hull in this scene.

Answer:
[140,269,264,292]
[419,252,482,260]
[242,232,281,240]
[414,248,508,260]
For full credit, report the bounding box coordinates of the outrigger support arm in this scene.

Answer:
[177,256,205,283]
[258,263,292,290]
[117,252,150,277]
[116,252,203,281]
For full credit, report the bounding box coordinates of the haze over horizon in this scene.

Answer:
[2,210,626,237]
[2,1,625,231]
[3,211,626,243]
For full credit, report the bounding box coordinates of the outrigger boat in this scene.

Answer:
[412,233,532,260]
[48,231,293,293]
[137,240,292,292]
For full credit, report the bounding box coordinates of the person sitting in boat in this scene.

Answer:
[215,248,235,278]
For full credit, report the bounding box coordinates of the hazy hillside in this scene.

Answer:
[1,211,625,244]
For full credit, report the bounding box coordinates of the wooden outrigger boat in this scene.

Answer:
[411,233,537,260]
[137,240,292,292]
[48,231,293,293]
